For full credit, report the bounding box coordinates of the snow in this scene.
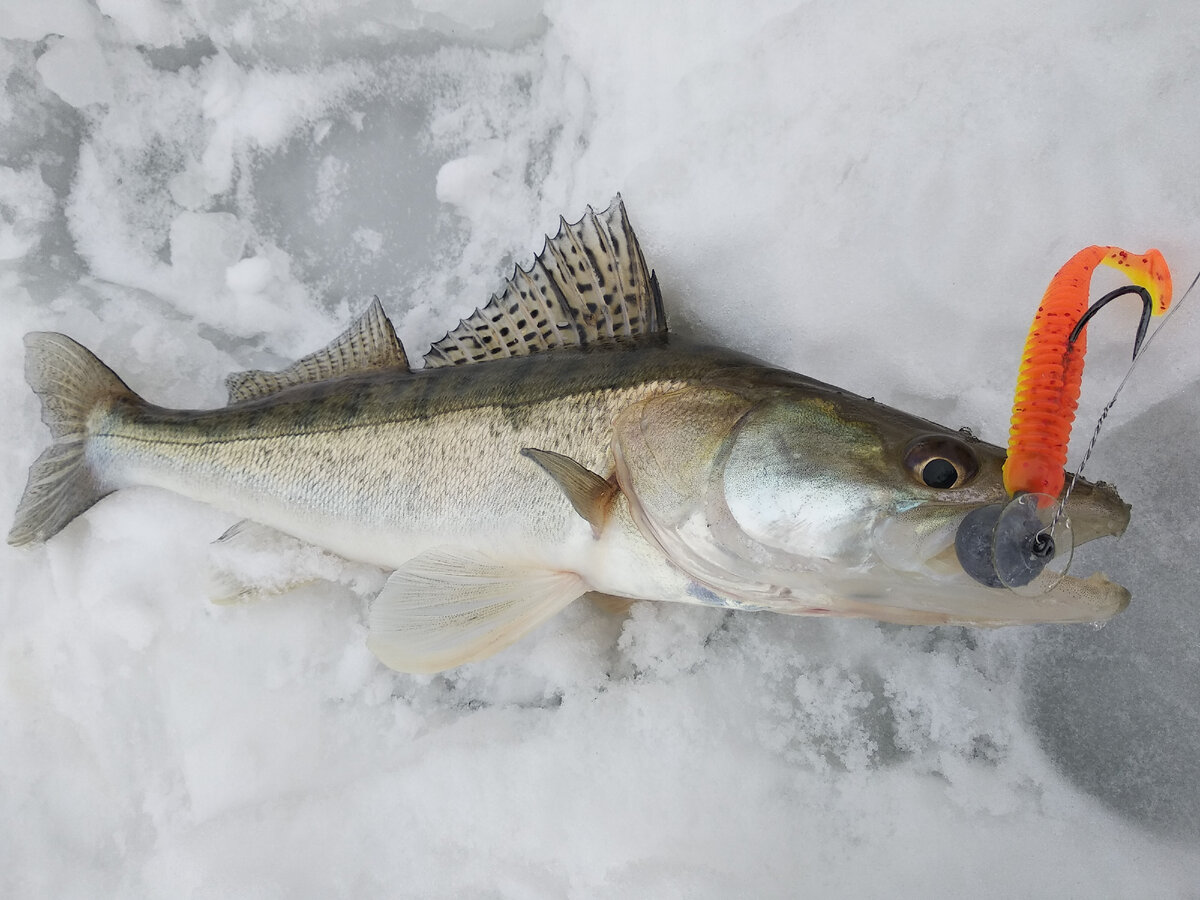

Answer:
[3,1,1200,896]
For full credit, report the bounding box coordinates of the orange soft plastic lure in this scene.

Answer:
[1003,245,1172,501]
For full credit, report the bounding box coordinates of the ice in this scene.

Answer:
[224,255,273,295]
[170,211,247,291]
[0,165,54,260]
[35,36,113,108]
[0,0,99,43]
[4,1,1200,897]
[1025,386,1200,840]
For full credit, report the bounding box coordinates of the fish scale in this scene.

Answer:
[93,344,700,568]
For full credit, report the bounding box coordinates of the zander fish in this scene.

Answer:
[8,198,1133,672]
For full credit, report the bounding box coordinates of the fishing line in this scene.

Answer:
[1052,264,1200,530]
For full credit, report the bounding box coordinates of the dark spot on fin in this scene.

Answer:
[423,195,668,368]
[520,447,618,535]
[226,297,409,404]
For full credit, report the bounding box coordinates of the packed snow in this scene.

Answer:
[3,1,1200,897]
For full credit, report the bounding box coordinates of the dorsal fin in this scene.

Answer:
[423,195,666,368]
[226,297,409,404]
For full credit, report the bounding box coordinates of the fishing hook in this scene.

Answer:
[1067,284,1155,360]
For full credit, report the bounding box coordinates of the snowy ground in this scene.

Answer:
[3,1,1200,897]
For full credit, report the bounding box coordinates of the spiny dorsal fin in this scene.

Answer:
[226,297,408,404]
[423,195,666,368]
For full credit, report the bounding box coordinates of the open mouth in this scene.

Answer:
[867,477,1132,626]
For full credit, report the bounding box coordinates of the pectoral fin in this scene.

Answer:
[367,548,587,673]
[520,447,617,534]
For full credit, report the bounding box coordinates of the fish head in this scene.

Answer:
[612,370,1131,625]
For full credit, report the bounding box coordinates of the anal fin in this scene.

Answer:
[206,570,320,605]
[366,548,586,673]
[207,519,346,604]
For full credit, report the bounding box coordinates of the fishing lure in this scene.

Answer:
[957,244,1173,593]
[1002,245,1172,501]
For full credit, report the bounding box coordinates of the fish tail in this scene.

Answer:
[7,332,141,546]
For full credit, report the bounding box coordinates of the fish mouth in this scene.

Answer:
[861,477,1132,626]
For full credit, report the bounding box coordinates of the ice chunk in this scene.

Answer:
[0,165,54,260]
[93,0,192,47]
[35,37,113,108]
[169,211,247,292]
[0,0,97,41]
[436,151,503,210]
[225,255,273,296]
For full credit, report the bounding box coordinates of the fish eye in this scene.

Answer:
[903,435,979,490]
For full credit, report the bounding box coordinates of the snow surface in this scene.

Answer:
[3,1,1200,897]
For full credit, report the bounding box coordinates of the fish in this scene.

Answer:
[8,197,1133,673]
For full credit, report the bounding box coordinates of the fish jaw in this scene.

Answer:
[823,507,1132,627]
[788,569,1131,627]
[612,369,1135,627]
[1056,476,1131,545]
[846,475,1132,625]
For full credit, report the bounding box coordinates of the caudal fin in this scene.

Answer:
[7,332,140,546]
